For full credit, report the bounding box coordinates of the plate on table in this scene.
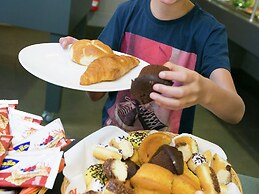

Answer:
[18,43,149,92]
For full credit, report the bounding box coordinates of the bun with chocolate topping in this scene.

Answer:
[131,65,173,104]
[102,159,128,182]
[148,144,184,175]
[137,132,172,164]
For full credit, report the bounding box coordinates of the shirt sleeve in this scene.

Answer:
[200,24,231,78]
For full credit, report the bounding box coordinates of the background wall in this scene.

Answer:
[87,0,127,27]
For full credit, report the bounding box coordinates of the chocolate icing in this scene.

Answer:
[124,159,139,179]
[210,167,221,193]
[102,159,116,179]
[106,179,134,194]
[131,65,173,104]
[148,144,184,175]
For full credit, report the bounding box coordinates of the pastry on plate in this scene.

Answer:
[70,39,113,66]
[80,54,139,86]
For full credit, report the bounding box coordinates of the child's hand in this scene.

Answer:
[59,36,78,48]
[150,62,206,110]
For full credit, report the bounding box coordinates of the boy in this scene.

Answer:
[60,0,245,133]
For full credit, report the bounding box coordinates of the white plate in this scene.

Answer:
[18,43,149,92]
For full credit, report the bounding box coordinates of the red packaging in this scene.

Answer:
[0,105,11,135]
[0,135,13,167]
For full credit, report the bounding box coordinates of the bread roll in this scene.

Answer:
[70,39,113,66]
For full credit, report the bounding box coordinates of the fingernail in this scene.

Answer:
[150,92,156,100]
[61,41,66,48]
[153,84,159,90]
[159,72,165,78]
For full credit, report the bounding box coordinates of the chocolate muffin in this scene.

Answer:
[131,65,173,104]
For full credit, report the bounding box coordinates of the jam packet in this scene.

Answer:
[0,148,63,189]
[0,135,13,168]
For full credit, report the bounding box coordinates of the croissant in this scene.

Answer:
[80,54,140,85]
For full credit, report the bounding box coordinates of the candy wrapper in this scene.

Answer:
[8,108,43,126]
[11,118,67,152]
[8,108,44,146]
[9,119,43,145]
[0,105,10,135]
[0,135,13,167]
[63,126,242,194]
[0,148,63,189]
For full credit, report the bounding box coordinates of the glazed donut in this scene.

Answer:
[93,144,122,161]
[196,163,221,194]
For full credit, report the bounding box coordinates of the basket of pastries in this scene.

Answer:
[61,126,243,194]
